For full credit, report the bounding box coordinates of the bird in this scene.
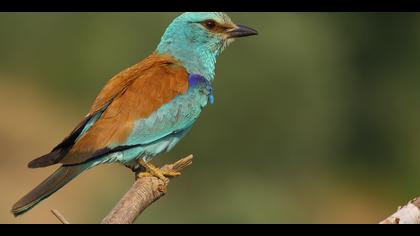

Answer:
[11,12,257,216]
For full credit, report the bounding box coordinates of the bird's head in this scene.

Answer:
[156,12,257,80]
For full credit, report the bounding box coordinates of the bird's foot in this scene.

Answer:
[137,160,181,182]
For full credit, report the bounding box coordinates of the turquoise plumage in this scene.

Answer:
[12,12,257,216]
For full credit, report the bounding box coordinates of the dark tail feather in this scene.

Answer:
[28,149,66,168]
[11,165,86,216]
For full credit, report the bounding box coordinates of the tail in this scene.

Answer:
[11,164,86,216]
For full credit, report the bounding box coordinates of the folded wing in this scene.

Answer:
[29,53,192,167]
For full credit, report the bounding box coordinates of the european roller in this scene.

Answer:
[12,12,257,216]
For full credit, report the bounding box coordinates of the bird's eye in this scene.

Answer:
[202,20,217,30]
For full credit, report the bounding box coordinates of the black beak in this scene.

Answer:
[227,24,258,38]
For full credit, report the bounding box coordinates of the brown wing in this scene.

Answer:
[59,53,189,165]
[28,53,189,168]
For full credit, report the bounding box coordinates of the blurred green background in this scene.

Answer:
[1,12,420,224]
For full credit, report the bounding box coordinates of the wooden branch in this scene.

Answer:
[380,197,420,224]
[47,162,418,224]
[101,154,193,224]
[51,209,70,224]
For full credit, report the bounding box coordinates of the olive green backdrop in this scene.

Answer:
[1,12,420,223]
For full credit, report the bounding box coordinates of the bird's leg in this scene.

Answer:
[125,163,145,173]
[137,160,181,182]
[124,162,147,181]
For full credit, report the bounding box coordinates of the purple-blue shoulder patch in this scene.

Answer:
[188,74,207,87]
[188,74,214,105]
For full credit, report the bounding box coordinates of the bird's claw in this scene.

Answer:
[136,160,181,182]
